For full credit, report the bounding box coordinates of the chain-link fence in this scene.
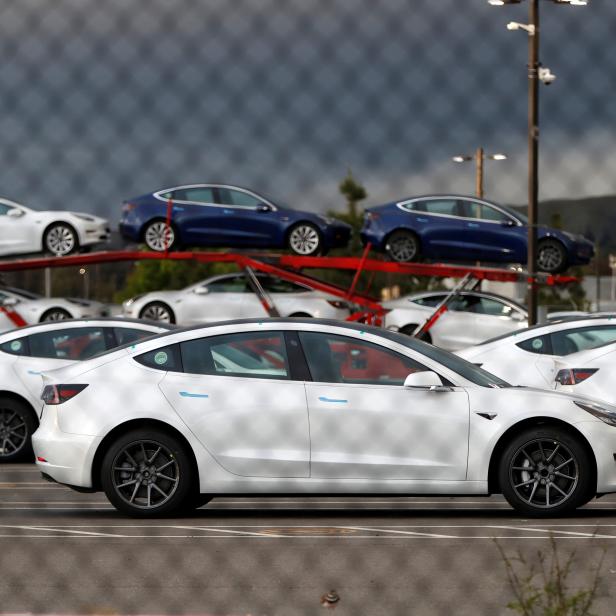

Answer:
[1,1,615,614]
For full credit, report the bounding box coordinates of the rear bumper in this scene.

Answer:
[119,221,141,242]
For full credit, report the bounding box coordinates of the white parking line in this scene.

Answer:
[1,525,131,538]
[341,525,458,538]
[487,525,615,539]
[172,525,286,538]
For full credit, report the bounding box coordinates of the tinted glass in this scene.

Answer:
[28,327,107,360]
[259,276,308,294]
[114,327,157,346]
[406,199,458,216]
[411,295,445,307]
[205,276,248,293]
[462,201,509,222]
[219,189,262,208]
[516,335,552,355]
[178,187,215,203]
[134,344,182,371]
[0,337,29,356]
[550,326,616,356]
[299,331,429,386]
[181,331,289,379]
[0,204,12,215]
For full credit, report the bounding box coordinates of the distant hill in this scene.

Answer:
[511,195,616,257]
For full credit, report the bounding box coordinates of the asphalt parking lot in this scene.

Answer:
[1,464,614,616]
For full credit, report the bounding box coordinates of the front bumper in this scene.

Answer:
[81,224,111,247]
[32,408,101,489]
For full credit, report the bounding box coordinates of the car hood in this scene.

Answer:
[42,210,108,224]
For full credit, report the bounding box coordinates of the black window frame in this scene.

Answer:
[0,336,30,357]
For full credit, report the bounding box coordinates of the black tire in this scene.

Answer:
[289,312,312,318]
[385,230,420,263]
[44,223,79,256]
[0,396,38,462]
[536,239,567,274]
[40,308,72,322]
[287,223,321,256]
[399,324,432,343]
[498,425,594,517]
[101,427,196,517]
[138,302,175,324]
[143,219,177,252]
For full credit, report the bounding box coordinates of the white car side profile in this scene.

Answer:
[0,318,171,462]
[554,341,616,404]
[0,286,109,331]
[0,197,109,257]
[33,318,616,517]
[122,272,351,324]
[383,291,527,349]
[457,317,616,387]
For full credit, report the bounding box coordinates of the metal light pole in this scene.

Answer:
[489,0,588,325]
[452,148,507,199]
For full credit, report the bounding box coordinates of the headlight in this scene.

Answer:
[574,400,616,427]
[124,294,144,307]
[317,215,334,225]
[562,231,578,242]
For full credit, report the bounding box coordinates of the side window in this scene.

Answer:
[28,327,107,360]
[259,276,308,294]
[461,201,508,223]
[114,327,157,346]
[205,276,248,293]
[298,331,429,386]
[516,335,552,355]
[0,204,11,215]
[178,187,216,204]
[0,337,29,356]
[474,298,511,316]
[550,326,616,356]
[412,295,445,308]
[181,331,289,379]
[218,189,263,208]
[134,344,182,371]
[410,199,459,216]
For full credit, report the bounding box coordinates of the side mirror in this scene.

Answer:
[256,204,271,213]
[1,297,18,307]
[500,219,515,227]
[7,208,24,218]
[193,286,209,295]
[404,370,443,389]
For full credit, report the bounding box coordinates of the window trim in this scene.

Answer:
[153,184,277,212]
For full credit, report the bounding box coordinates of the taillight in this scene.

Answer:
[554,369,598,386]
[327,300,350,309]
[42,384,88,405]
[365,212,380,222]
[122,202,136,212]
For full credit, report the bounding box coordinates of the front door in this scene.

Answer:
[159,330,310,477]
[299,331,470,480]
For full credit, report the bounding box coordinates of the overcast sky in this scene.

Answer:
[0,0,614,221]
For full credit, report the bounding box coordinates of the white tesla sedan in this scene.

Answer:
[554,341,616,404]
[0,318,171,462]
[384,291,527,349]
[457,317,616,387]
[122,272,351,324]
[0,286,108,330]
[0,197,109,257]
[33,318,616,517]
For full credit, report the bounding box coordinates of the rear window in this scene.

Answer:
[134,344,182,371]
[0,337,29,356]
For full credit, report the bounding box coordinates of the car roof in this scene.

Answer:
[0,318,175,340]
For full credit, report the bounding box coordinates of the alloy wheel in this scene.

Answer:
[42,309,71,321]
[140,303,172,323]
[537,243,565,272]
[509,438,579,509]
[289,225,320,255]
[46,225,76,256]
[0,408,28,457]
[111,439,180,510]
[144,222,175,252]
[387,232,418,262]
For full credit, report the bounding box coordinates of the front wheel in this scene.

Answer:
[139,302,175,324]
[44,223,78,256]
[40,308,72,322]
[498,425,594,517]
[101,427,196,516]
[287,223,321,256]
[537,239,567,274]
[385,230,420,263]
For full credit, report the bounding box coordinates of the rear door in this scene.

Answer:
[167,186,223,245]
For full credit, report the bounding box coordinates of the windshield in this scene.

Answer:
[4,287,41,300]
[378,329,510,388]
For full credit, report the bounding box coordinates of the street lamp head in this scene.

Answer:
[491,153,508,161]
[488,0,522,4]
[506,21,520,30]
[452,156,471,163]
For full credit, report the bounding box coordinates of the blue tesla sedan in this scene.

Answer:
[120,184,352,256]
[361,195,594,273]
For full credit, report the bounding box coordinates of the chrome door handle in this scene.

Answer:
[416,217,428,223]
[318,396,348,404]
[466,222,479,228]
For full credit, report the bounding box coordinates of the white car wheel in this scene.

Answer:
[44,224,78,256]
[40,308,72,322]
[139,302,175,323]
[288,224,321,256]
[144,221,175,252]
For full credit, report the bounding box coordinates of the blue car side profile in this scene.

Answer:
[120,184,351,256]
[360,195,594,273]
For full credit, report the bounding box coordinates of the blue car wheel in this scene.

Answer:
[386,229,420,262]
[287,222,321,256]
[537,239,567,273]
[143,219,177,252]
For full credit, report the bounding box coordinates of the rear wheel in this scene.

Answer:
[0,397,37,462]
[537,239,567,273]
[139,302,175,324]
[40,308,72,322]
[143,220,176,252]
[498,425,594,517]
[288,223,321,256]
[385,230,420,263]
[101,427,195,516]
